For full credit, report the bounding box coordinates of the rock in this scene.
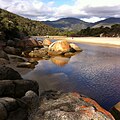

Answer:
[110,102,120,120]
[0,80,39,98]
[16,38,43,48]
[0,103,7,120]
[34,91,115,120]
[17,62,32,68]
[0,58,9,65]
[14,80,39,98]
[4,46,16,55]
[70,43,82,52]
[43,39,52,46]
[0,97,18,112]
[0,66,22,80]
[7,40,15,47]
[48,51,63,56]
[9,55,28,63]
[0,80,15,97]
[28,48,48,58]
[7,107,28,120]
[50,56,70,66]
[0,50,9,60]
[64,52,76,57]
[21,90,39,110]
[48,40,71,55]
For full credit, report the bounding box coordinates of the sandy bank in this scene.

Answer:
[48,36,120,48]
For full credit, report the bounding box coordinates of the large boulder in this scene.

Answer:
[0,91,39,120]
[16,38,43,48]
[48,40,71,55]
[0,66,22,80]
[0,80,39,98]
[0,97,27,120]
[34,91,115,120]
[43,39,52,47]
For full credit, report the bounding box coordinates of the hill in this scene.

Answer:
[92,17,120,28]
[0,8,59,41]
[42,17,92,31]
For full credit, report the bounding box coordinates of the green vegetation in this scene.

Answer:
[65,24,120,37]
[0,8,59,41]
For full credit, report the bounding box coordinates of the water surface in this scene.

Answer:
[23,43,120,110]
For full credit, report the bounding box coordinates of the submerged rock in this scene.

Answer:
[34,91,115,120]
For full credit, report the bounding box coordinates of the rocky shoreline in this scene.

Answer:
[0,37,119,119]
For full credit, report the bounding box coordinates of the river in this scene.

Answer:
[23,43,120,110]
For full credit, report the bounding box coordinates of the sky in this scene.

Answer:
[0,0,120,23]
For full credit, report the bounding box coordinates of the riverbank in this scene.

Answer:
[48,36,120,48]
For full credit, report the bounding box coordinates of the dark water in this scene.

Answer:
[23,43,120,110]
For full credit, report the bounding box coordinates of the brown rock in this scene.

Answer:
[70,43,82,52]
[16,38,43,48]
[43,39,52,46]
[28,48,48,58]
[49,40,71,54]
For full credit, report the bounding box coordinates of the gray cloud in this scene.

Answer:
[83,5,120,18]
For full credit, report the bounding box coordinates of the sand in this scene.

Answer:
[48,36,120,48]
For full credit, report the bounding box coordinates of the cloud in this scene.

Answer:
[0,0,120,22]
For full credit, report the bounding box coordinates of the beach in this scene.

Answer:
[48,36,120,47]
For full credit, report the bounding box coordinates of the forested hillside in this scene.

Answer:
[65,24,120,37]
[0,8,59,41]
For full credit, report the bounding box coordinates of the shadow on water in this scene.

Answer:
[23,43,120,110]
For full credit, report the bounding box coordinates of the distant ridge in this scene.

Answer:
[92,17,120,28]
[42,17,120,30]
[42,17,92,31]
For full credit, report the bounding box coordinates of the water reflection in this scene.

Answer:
[50,56,70,67]
[23,43,120,110]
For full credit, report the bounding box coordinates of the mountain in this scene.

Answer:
[0,8,59,41]
[42,17,92,31]
[92,17,120,28]
[43,17,120,30]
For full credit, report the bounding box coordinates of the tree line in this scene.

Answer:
[64,24,120,37]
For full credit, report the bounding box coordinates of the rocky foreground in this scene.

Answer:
[0,37,119,119]
[0,66,116,120]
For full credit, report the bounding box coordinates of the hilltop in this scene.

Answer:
[42,17,92,31]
